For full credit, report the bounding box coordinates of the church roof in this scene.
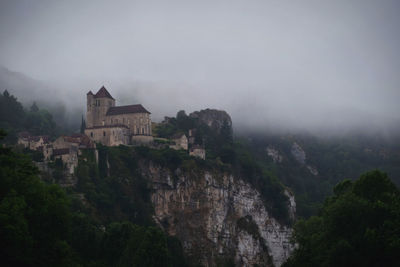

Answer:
[106,104,151,116]
[94,86,114,99]
[85,124,129,129]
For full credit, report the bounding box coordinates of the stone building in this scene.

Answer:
[85,86,153,146]
[170,133,188,150]
[18,132,50,151]
[53,147,78,175]
[189,145,206,160]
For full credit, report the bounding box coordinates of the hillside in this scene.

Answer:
[0,65,83,131]
[239,133,400,217]
[1,92,400,266]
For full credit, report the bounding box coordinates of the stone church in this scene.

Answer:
[85,86,153,146]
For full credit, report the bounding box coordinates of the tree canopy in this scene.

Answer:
[284,170,400,267]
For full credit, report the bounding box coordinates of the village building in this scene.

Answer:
[53,134,95,151]
[51,134,95,174]
[18,132,50,151]
[188,129,196,145]
[53,147,79,174]
[85,86,153,146]
[17,132,95,174]
[169,133,188,150]
[189,145,206,160]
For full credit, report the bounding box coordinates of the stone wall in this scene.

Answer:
[131,135,153,145]
[106,112,152,136]
[85,126,130,146]
[170,135,188,150]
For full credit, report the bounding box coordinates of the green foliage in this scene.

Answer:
[0,141,74,266]
[0,132,188,266]
[0,90,59,143]
[155,111,291,225]
[80,115,86,134]
[76,147,153,225]
[154,111,196,139]
[284,170,400,267]
[237,215,262,240]
[24,109,57,137]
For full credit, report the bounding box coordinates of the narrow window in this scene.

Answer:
[103,131,106,136]
[90,132,93,137]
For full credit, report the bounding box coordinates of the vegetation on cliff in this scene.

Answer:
[0,131,187,267]
[155,110,291,224]
[242,133,400,218]
[284,170,400,267]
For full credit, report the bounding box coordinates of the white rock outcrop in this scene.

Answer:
[145,162,295,266]
[291,142,306,164]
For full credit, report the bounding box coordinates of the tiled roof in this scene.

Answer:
[190,145,204,151]
[28,135,50,143]
[18,131,31,138]
[171,133,186,139]
[94,86,114,99]
[85,124,129,129]
[53,148,70,156]
[63,134,95,148]
[106,104,150,115]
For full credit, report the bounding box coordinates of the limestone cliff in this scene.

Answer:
[141,161,294,266]
[189,109,232,133]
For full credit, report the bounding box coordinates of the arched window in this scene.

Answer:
[90,132,93,137]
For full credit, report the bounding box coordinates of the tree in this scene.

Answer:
[220,119,233,144]
[30,102,39,112]
[0,131,76,266]
[284,170,400,267]
[80,115,86,134]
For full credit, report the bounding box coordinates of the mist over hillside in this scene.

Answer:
[1,64,399,138]
[1,1,400,137]
[0,65,84,131]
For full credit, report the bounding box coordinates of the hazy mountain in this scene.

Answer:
[0,65,83,132]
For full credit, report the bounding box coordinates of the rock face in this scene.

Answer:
[291,142,306,165]
[189,109,232,133]
[266,147,283,163]
[142,162,294,266]
[290,142,319,176]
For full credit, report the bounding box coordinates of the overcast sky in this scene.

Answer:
[0,0,399,134]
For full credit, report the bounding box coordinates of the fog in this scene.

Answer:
[1,0,399,135]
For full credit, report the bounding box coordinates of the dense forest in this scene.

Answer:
[0,90,59,143]
[284,170,400,267]
[0,129,187,266]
